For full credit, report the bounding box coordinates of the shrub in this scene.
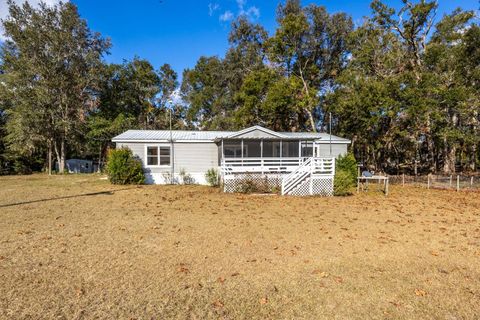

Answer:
[205,168,220,187]
[336,152,357,185]
[179,168,195,185]
[334,153,357,196]
[235,175,272,194]
[106,148,145,185]
[334,169,354,196]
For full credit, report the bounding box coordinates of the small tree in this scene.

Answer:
[205,168,220,187]
[106,148,145,185]
[334,153,357,196]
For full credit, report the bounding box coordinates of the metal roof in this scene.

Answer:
[112,126,350,143]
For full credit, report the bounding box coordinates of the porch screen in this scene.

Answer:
[282,141,299,157]
[262,141,280,157]
[224,142,243,158]
[301,141,313,157]
[243,141,261,157]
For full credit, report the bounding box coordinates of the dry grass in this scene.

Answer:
[0,174,479,319]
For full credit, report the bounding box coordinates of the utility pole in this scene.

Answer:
[168,100,174,185]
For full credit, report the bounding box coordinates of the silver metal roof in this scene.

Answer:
[112,126,350,143]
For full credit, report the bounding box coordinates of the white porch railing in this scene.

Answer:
[220,157,309,176]
[281,157,335,195]
[220,157,335,196]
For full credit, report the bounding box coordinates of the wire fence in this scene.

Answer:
[388,174,480,191]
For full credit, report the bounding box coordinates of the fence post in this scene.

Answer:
[449,175,452,188]
[427,174,430,189]
[471,176,474,188]
[402,173,405,187]
[456,175,460,192]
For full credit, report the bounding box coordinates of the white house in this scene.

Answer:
[112,125,351,196]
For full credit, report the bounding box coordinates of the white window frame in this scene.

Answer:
[145,144,172,168]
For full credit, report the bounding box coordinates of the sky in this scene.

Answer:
[1,0,479,77]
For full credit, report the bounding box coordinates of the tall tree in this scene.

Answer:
[426,9,478,172]
[267,0,353,131]
[181,56,231,129]
[1,1,109,173]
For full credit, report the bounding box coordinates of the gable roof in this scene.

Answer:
[112,125,350,143]
[226,125,287,139]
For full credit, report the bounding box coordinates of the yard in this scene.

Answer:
[0,174,479,319]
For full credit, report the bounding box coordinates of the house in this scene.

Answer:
[55,159,94,173]
[112,125,351,196]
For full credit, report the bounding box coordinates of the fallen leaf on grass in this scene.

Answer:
[312,269,329,278]
[212,300,224,309]
[75,288,85,297]
[334,276,344,284]
[216,277,225,284]
[415,289,427,296]
[430,251,440,256]
[231,272,240,277]
[259,297,268,305]
[177,264,190,274]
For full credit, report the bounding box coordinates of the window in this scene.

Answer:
[146,146,171,166]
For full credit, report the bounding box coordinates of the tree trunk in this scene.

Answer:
[97,143,105,173]
[306,109,316,132]
[442,138,456,174]
[470,144,477,172]
[47,140,52,175]
[425,116,435,173]
[58,139,66,173]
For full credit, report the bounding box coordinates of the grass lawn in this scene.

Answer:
[0,174,479,319]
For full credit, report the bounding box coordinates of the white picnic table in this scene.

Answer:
[357,175,389,195]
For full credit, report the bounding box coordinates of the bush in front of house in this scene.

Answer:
[179,168,196,185]
[334,152,357,196]
[235,175,273,194]
[106,148,145,185]
[205,168,220,187]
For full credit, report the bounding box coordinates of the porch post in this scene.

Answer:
[260,139,264,174]
[221,139,224,162]
[299,141,302,162]
[280,139,282,166]
[241,139,244,166]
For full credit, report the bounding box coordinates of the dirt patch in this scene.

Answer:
[0,174,479,319]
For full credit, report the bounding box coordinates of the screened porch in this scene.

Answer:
[219,139,318,174]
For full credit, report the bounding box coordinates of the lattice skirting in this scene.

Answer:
[288,176,334,197]
[223,173,282,193]
[223,173,333,196]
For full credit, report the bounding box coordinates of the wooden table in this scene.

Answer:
[357,176,389,195]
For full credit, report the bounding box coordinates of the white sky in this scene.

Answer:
[0,0,61,40]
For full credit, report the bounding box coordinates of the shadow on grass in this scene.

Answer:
[0,187,135,208]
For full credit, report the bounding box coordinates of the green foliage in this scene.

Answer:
[334,170,355,196]
[205,168,220,187]
[1,1,110,173]
[336,153,357,185]
[179,168,195,185]
[1,0,480,176]
[333,153,357,196]
[106,148,145,185]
